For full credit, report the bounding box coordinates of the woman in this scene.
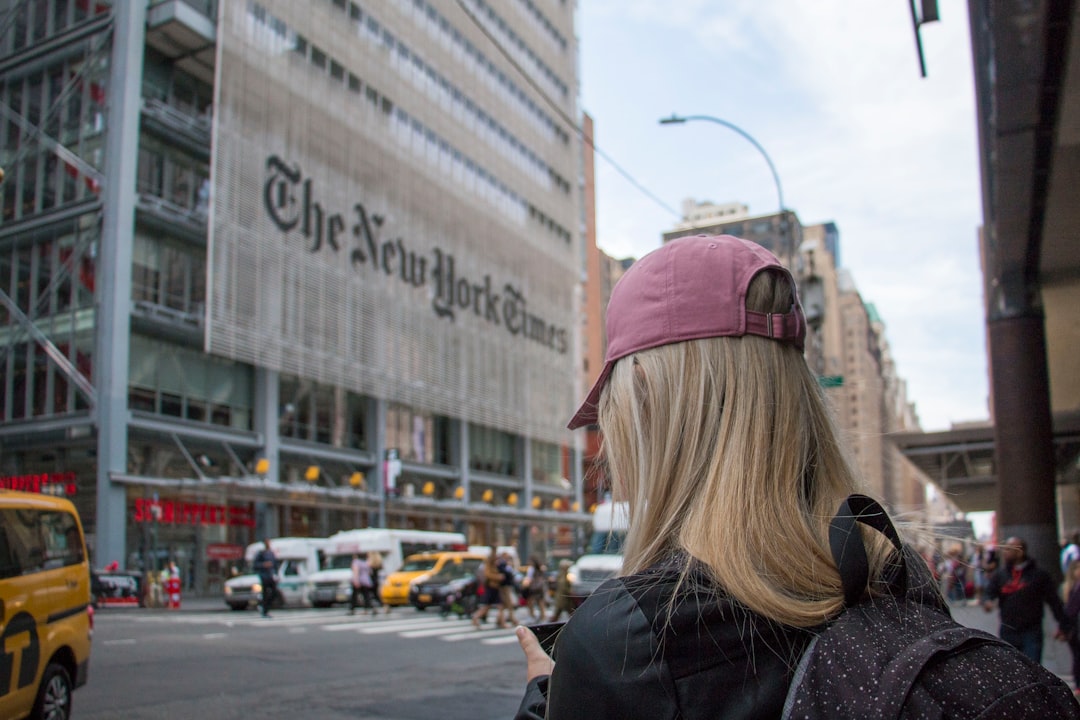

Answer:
[522,556,548,620]
[513,235,1071,718]
[471,546,509,629]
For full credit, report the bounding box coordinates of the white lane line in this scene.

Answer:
[399,623,475,638]
[103,639,136,645]
[203,633,227,639]
[323,617,455,633]
[481,635,521,646]
[440,629,514,642]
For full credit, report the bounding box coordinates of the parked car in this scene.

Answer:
[382,550,483,607]
[91,570,143,608]
[0,491,92,720]
[407,555,485,612]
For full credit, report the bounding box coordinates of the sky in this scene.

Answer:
[576,1,988,432]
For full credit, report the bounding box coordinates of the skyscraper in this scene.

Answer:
[0,0,584,590]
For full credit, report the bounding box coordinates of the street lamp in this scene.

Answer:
[658,114,785,215]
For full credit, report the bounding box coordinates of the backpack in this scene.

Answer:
[782,495,1080,720]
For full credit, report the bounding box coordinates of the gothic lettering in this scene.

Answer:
[264,155,568,353]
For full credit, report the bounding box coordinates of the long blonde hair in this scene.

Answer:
[598,268,893,628]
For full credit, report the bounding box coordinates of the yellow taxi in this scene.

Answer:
[380,551,486,607]
[0,491,92,720]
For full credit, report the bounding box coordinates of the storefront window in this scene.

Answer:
[469,424,516,476]
[128,334,253,429]
[279,375,369,450]
[531,440,563,487]
[385,403,442,463]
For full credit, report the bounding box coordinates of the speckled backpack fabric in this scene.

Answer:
[782,495,1080,719]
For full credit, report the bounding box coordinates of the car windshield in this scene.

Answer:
[399,558,439,572]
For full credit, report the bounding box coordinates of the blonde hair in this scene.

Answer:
[598,269,893,628]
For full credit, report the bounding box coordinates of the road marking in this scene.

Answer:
[480,634,521,646]
[203,633,226,639]
[103,639,136,645]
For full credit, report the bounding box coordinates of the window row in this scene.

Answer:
[0,0,109,56]
[136,138,210,216]
[466,0,568,98]
[246,1,572,243]
[1,48,107,225]
[514,0,568,52]
[132,230,206,318]
[323,0,569,145]
[128,334,253,431]
[381,20,570,194]
[279,374,368,450]
[0,218,97,325]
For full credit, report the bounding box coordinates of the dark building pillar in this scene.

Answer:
[989,311,1059,579]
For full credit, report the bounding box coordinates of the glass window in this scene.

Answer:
[0,508,83,579]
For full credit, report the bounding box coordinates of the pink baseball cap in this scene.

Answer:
[568,234,806,429]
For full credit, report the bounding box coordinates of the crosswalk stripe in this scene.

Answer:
[98,608,529,648]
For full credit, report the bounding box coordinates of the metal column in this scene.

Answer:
[990,312,1059,578]
[95,0,146,567]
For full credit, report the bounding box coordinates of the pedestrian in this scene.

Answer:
[253,538,278,617]
[1064,559,1080,697]
[512,235,1079,719]
[1062,530,1080,576]
[522,556,548,620]
[498,551,519,626]
[940,545,968,604]
[471,546,508,629]
[368,550,387,612]
[984,535,1071,662]
[163,560,181,610]
[348,552,375,615]
[547,560,573,623]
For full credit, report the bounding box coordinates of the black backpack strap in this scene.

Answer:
[830,494,907,607]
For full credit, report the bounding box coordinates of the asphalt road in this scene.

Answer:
[78,602,531,720]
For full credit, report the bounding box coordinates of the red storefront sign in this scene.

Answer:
[0,471,77,496]
[133,498,256,527]
[206,543,245,560]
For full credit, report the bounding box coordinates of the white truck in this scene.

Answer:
[307,528,466,608]
[223,537,328,611]
[567,500,629,605]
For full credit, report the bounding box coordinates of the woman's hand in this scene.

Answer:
[516,626,555,682]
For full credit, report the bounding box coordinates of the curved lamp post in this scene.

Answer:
[659,114,785,215]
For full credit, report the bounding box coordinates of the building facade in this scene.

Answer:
[0,0,587,595]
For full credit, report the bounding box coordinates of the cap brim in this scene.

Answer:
[567,361,615,430]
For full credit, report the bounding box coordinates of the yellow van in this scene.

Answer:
[0,491,92,720]
[381,551,486,607]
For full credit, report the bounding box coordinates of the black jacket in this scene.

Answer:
[515,561,810,720]
[986,558,1068,633]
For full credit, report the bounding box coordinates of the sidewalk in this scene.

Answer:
[951,601,1074,686]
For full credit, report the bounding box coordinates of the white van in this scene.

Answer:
[223,537,328,611]
[308,528,466,607]
[567,500,628,604]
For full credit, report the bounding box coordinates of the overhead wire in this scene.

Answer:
[452,0,679,219]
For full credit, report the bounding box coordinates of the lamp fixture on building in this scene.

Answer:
[349,471,365,488]
[531,496,542,509]
[304,465,319,482]
[454,486,465,500]
[552,498,564,511]
[422,481,435,496]
[482,489,494,503]
[506,492,518,506]
[254,458,270,475]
